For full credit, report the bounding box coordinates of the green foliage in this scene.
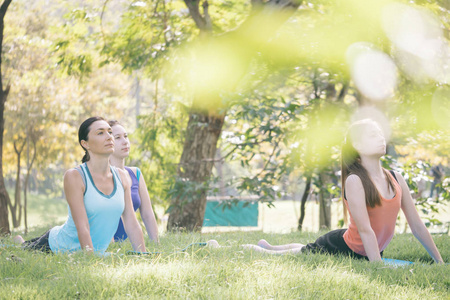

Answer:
[3,1,142,200]
[3,0,449,229]
[101,0,191,75]
[131,103,188,207]
[222,95,306,202]
[441,177,450,197]
[99,0,251,77]
[51,6,98,78]
[382,155,450,225]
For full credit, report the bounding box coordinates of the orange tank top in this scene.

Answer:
[343,172,402,256]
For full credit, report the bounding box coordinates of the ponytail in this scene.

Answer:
[78,116,105,163]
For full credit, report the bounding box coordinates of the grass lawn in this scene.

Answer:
[0,229,448,299]
[2,191,449,299]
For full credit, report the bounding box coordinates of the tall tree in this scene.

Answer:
[23,127,37,234]
[0,0,12,236]
[10,136,25,228]
[167,0,302,231]
[297,173,311,231]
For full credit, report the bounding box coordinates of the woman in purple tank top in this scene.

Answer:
[109,120,159,244]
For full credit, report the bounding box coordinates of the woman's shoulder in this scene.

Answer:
[344,174,365,202]
[125,166,142,183]
[114,167,129,177]
[64,167,83,180]
[391,170,403,180]
[63,167,86,191]
[114,167,131,188]
[391,170,407,187]
[345,174,363,186]
[125,166,138,175]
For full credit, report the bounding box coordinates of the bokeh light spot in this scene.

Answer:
[382,2,450,84]
[347,43,397,101]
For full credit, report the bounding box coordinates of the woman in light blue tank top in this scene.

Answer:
[14,117,147,254]
[108,120,159,243]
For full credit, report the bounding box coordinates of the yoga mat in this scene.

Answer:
[382,258,413,267]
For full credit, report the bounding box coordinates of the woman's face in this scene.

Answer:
[82,120,114,156]
[111,124,130,159]
[352,122,386,157]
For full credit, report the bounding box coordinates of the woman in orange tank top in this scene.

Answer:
[207,119,444,263]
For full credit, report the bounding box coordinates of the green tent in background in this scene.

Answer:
[203,200,259,227]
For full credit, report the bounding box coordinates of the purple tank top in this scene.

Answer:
[113,167,141,241]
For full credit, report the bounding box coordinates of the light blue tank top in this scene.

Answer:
[49,163,125,254]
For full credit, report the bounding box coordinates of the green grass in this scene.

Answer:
[0,229,448,299]
[3,192,449,299]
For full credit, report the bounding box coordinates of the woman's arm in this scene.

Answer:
[135,168,159,243]
[64,169,94,253]
[395,171,444,264]
[345,175,382,262]
[119,169,146,252]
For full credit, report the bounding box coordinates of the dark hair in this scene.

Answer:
[341,119,396,223]
[78,116,106,163]
[108,120,120,127]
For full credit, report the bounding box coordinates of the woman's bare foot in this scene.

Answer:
[257,239,271,249]
[206,239,220,248]
[13,235,25,244]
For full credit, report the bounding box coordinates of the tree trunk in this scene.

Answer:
[11,139,25,228]
[297,174,312,231]
[0,87,10,234]
[0,0,13,236]
[0,90,9,234]
[167,112,225,231]
[24,134,37,234]
[168,0,302,232]
[318,172,331,230]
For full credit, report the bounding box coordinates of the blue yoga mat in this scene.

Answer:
[382,258,413,267]
[127,242,207,256]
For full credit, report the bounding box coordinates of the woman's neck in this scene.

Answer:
[85,155,111,175]
[360,156,384,178]
[109,155,125,170]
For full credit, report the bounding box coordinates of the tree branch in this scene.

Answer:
[0,0,12,20]
[13,138,26,155]
[183,0,212,33]
[0,0,13,95]
[254,135,282,179]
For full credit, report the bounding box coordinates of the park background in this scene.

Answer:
[1,0,449,236]
[0,0,449,299]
